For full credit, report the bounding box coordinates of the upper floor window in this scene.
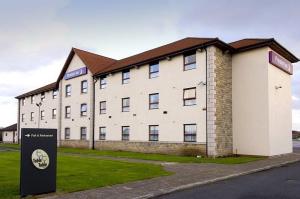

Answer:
[21,114,25,122]
[122,126,130,141]
[31,96,35,104]
[149,93,159,109]
[149,62,159,79]
[122,69,130,84]
[65,128,70,140]
[100,101,106,114]
[80,127,87,140]
[22,98,25,106]
[66,84,71,97]
[65,106,71,118]
[183,87,196,106]
[41,92,45,102]
[41,110,45,120]
[53,89,58,99]
[99,127,106,140]
[52,109,57,119]
[184,124,197,142]
[122,97,130,112]
[100,75,107,89]
[81,80,88,94]
[30,112,34,121]
[149,125,159,141]
[81,103,87,116]
[184,52,196,71]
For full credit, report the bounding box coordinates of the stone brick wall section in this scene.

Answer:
[207,46,233,157]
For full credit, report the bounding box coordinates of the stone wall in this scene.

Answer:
[207,46,233,157]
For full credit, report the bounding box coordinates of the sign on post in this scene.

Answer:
[20,128,57,197]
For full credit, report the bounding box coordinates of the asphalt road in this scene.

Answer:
[156,161,300,199]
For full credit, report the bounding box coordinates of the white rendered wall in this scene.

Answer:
[2,131,17,143]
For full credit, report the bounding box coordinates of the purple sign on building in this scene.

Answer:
[64,67,87,80]
[269,51,293,75]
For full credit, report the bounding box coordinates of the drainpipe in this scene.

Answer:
[204,48,208,157]
[92,78,97,150]
[17,99,20,144]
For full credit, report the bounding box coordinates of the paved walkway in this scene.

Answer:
[45,151,300,199]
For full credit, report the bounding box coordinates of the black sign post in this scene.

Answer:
[20,128,57,197]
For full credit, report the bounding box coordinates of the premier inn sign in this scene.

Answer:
[64,66,87,80]
[269,51,293,75]
[20,128,57,197]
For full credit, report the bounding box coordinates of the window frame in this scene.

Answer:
[99,127,106,140]
[81,80,88,94]
[52,89,58,99]
[80,103,87,116]
[65,84,71,97]
[52,109,57,119]
[122,97,130,112]
[183,52,196,71]
[41,92,45,102]
[30,112,34,121]
[80,127,87,140]
[149,93,159,110]
[99,101,106,114]
[122,126,130,141]
[100,75,107,89]
[149,61,159,79]
[31,96,34,104]
[149,125,159,141]
[22,98,25,106]
[65,106,71,119]
[21,114,25,122]
[183,87,197,106]
[40,110,45,120]
[65,128,70,140]
[122,69,130,84]
[184,124,197,142]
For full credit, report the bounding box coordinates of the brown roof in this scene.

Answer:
[15,82,57,99]
[0,123,17,132]
[56,48,117,82]
[95,37,234,75]
[230,38,299,63]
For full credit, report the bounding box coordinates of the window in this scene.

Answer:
[66,84,71,97]
[30,112,34,121]
[80,127,87,140]
[65,128,70,140]
[80,103,87,116]
[100,101,106,114]
[31,96,35,104]
[41,92,45,102]
[41,110,45,120]
[99,127,106,140]
[184,52,196,70]
[122,126,130,141]
[149,62,159,79]
[21,114,25,122]
[122,97,130,112]
[52,109,57,119]
[22,98,25,106]
[53,89,58,99]
[65,106,71,118]
[184,124,197,142]
[149,125,159,141]
[100,75,107,89]
[81,80,88,93]
[183,88,196,106]
[122,69,130,84]
[149,93,159,109]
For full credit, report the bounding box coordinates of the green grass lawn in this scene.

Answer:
[0,143,264,164]
[0,151,170,199]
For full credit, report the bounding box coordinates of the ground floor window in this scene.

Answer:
[80,127,87,140]
[184,124,197,142]
[99,127,106,140]
[149,125,159,141]
[65,128,70,140]
[122,126,130,141]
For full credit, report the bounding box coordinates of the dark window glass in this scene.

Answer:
[21,114,25,122]
[66,85,71,97]
[149,93,159,109]
[149,62,159,79]
[22,98,25,106]
[122,126,130,141]
[31,96,34,104]
[65,128,70,139]
[30,112,34,121]
[183,88,196,106]
[100,101,106,114]
[99,127,106,140]
[53,89,58,99]
[184,124,197,142]
[184,52,196,70]
[81,80,88,93]
[65,106,71,118]
[52,109,56,119]
[122,98,130,112]
[81,103,87,116]
[100,75,107,89]
[80,127,87,140]
[41,92,45,102]
[149,125,159,141]
[122,70,130,84]
[41,110,45,120]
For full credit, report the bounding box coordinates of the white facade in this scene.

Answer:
[2,131,17,143]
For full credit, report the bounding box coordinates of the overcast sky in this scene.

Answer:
[0,0,299,130]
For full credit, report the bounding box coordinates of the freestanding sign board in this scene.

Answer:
[20,128,57,197]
